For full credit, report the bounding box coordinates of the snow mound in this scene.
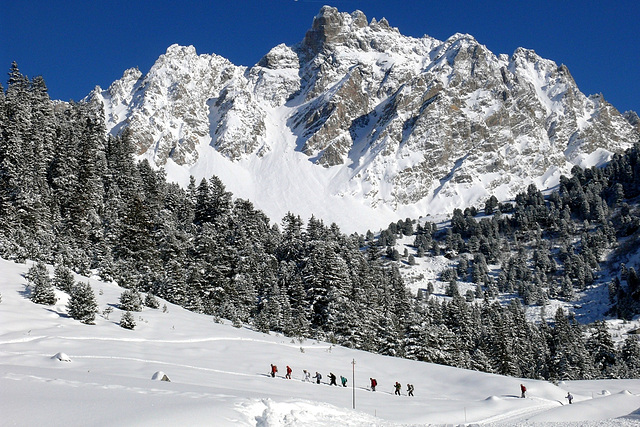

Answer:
[241,398,383,427]
[52,352,71,362]
[151,371,170,382]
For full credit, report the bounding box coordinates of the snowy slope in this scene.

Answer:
[2,258,640,426]
[88,7,638,234]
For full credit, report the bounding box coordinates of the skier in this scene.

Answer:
[520,384,527,398]
[566,392,573,404]
[370,378,377,391]
[340,375,348,387]
[394,381,402,396]
[314,371,322,384]
[285,365,292,379]
[407,384,414,397]
[328,372,337,386]
[270,364,278,378]
[303,369,311,382]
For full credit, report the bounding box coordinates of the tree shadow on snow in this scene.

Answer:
[44,308,70,318]
[18,284,32,299]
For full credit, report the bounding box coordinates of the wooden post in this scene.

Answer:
[352,358,356,409]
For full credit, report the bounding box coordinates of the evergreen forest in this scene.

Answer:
[4,63,640,381]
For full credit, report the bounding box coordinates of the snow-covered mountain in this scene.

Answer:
[3,258,640,426]
[89,6,638,232]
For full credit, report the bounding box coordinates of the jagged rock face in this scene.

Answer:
[90,6,638,214]
[90,44,256,164]
[624,111,640,133]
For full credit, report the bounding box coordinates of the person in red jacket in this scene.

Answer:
[285,365,292,379]
[520,384,527,398]
[270,364,278,378]
[370,378,377,391]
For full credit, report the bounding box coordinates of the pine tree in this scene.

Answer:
[144,292,160,309]
[120,311,136,329]
[490,309,521,377]
[587,320,618,378]
[119,289,143,311]
[302,241,352,331]
[403,302,427,361]
[277,212,304,262]
[52,264,75,293]
[0,63,30,228]
[28,261,56,305]
[67,281,98,324]
[485,195,499,215]
[470,348,494,373]
[0,64,56,258]
[26,75,55,229]
[278,260,309,338]
[374,312,401,357]
[621,335,640,378]
[549,308,595,380]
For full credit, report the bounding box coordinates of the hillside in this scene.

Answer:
[5,62,640,384]
[2,258,640,426]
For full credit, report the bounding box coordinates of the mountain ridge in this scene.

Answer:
[88,6,638,232]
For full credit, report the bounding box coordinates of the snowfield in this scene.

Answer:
[2,258,640,426]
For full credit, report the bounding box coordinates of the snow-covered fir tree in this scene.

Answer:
[119,289,143,312]
[52,263,75,293]
[28,261,56,305]
[67,281,98,324]
[144,292,160,309]
[120,311,136,329]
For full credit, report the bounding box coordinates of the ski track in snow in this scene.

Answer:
[3,372,226,400]
[1,350,255,378]
[478,396,561,424]
[0,334,328,350]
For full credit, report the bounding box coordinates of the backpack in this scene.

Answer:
[372,379,377,387]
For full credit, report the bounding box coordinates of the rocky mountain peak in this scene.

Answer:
[301,6,398,56]
[164,43,197,58]
[90,7,639,231]
[258,43,300,70]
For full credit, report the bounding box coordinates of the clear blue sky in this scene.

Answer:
[2,1,639,113]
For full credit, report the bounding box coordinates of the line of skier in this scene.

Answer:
[269,364,414,396]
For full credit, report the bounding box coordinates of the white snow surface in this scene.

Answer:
[2,258,640,426]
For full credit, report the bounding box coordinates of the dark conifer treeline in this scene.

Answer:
[3,64,640,381]
[0,64,410,350]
